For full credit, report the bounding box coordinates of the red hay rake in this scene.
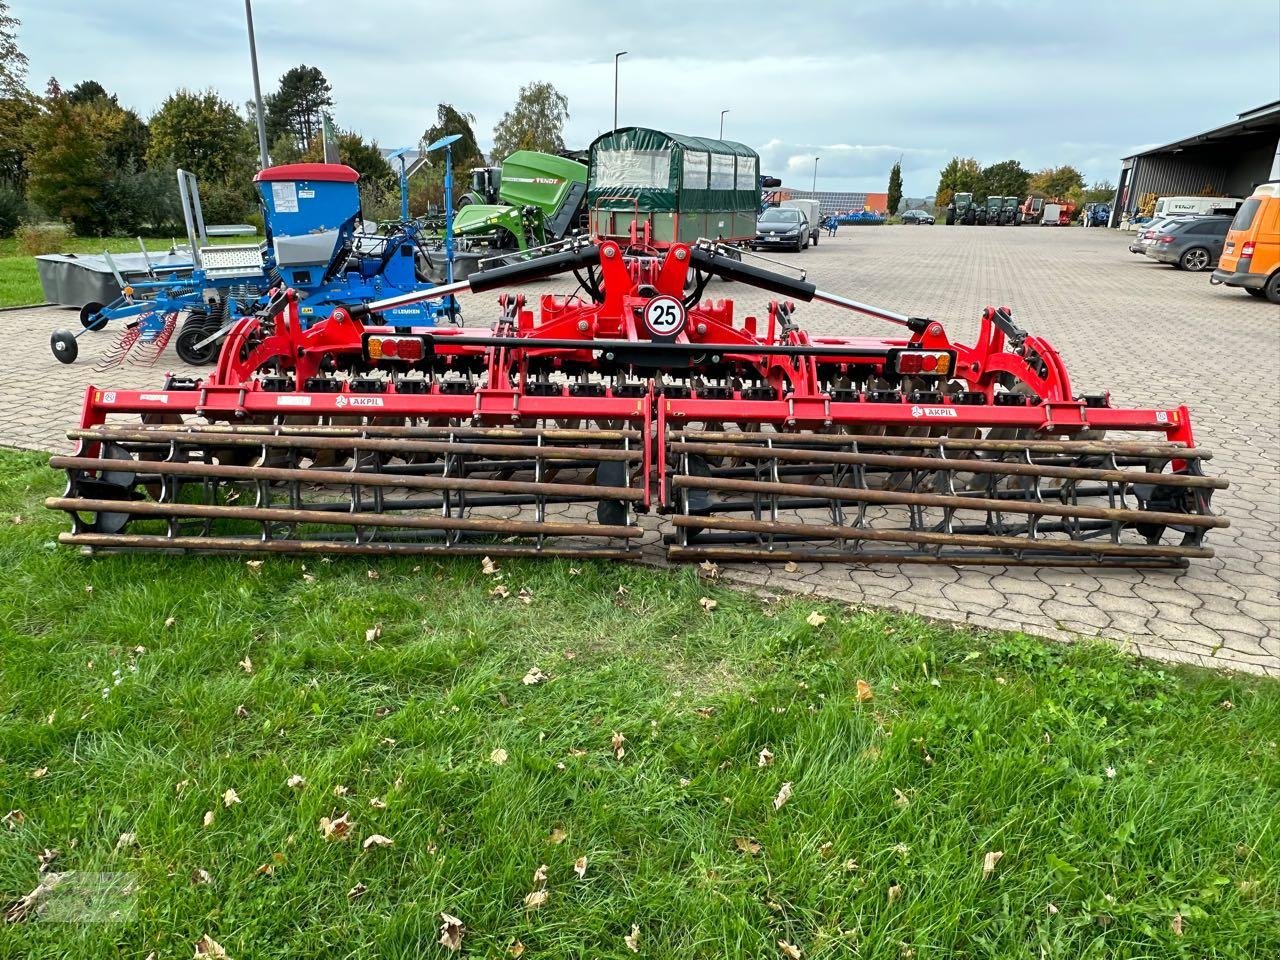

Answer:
[48,240,1226,567]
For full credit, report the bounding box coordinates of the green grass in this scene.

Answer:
[1,448,1277,959]
[0,236,259,309]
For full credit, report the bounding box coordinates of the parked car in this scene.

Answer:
[1128,216,1198,254]
[780,199,822,245]
[1211,180,1280,303]
[1144,216,1233,271]
[754,207,810,251]
[902,209,935,225]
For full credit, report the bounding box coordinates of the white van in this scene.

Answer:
[781,199,822,245]
[1152,196,1243,219]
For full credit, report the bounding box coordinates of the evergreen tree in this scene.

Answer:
[887,160,903,216]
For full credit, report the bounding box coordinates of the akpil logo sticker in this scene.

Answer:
[911,405,958,418]
[334,395,384,408]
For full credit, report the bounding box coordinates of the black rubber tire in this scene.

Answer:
[51,329,78,364]
[79,301,106,331]
[1244,287,1265,299]
[1179,247,1212,272]
[175,317,217,366]
[1265,271,1280,305]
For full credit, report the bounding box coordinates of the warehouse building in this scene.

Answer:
[1111,100,1280,226]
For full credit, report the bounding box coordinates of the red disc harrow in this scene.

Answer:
[48,240,1226,567]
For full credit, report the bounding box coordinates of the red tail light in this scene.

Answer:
[365,335,426,362]
[1241,241,1255,258]
[894,350,952,376]
[1157,235,1174,244]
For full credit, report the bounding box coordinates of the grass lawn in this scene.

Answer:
[0,236,259,310]
[1,448,1277,958]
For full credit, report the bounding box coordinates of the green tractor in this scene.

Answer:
[985,195,1006,226]
[452,151,588,255]
[952,192,977,225]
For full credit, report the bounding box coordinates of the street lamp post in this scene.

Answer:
[812,156,820,196]
[613,51,627,132]
[719,109,729,138]
[244,0,269,169]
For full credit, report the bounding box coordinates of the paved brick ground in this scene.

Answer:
[5,227,1277,674]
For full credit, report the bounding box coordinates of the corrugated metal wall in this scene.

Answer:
[1128,156,1227,204]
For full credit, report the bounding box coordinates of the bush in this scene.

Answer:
[0,180,24,238]
[15,222,72,255]
[198,178,257,226]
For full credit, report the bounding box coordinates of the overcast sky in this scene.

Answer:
[12,0,1280,196]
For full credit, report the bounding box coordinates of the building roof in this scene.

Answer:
[1123,101,1280,160]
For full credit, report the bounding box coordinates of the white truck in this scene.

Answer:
[781,198,823,245]
[1152,195,1243,219]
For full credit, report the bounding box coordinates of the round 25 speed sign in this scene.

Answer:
[642,295,686,339]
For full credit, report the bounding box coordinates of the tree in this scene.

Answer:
[265,65,333,150]
[422,103,482,169]
[25,92,108,231]
[1027,165,1085,200]
[887,160,903,216]
[300,129,394,184]
[491,82,569,161]
[979,159,1030,201]
[0,1,28,98]
[935,156,981,207]
[66,80,112,105]
[0,93,37,183]
[148,89,255,185]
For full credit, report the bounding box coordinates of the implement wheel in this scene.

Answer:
[51,329,78,364]
[79,301,107,331]
[175,312,217,366]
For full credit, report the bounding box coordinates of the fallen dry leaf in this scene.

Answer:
[191,868,211,885]
[30,767,48,780]
[783,561,799,573]
[365,569,379,580]
[245,559,263,571]
[438,912,465,952]
[202,810,215,828]
[490,748,509,766]
[818,841,834,859]
[532,864,549,886]
[611,731,627,760]
[234,704,250,719]
[1171,913,1184,936]
[806,611,827,627]
[5,873,64,922]
[164,616,176,628]
[699,596,717,612]
[508,941,526,957]
[2,809,26,829]
[856,679,874,703]
[222,788,240,808]
[624,924,642,953]
[981,850,1004,879]
[37,847,59,872]
[255,862,274,877]
[548,827,568,845]
[699,560,721,579]
[193,934,229,958]
[758,747,775,767]
[319,812,353,842]
[893,788,910,808]
[333,785,349,797]
[286,775,306,790]
[347,882,367,901]
[779,940,803,959]
[1046,902,1059,915]
[573,855,588,878]
[362,834,393,850]
[238,656,253,674]
[482,556,499,576]
[888,883,903,902]
[365,625,381,643]
[115,832,137,851]
[773,781,794,811]
[734,836,762,856]
[517,587,534,605]
[369,797,386,809]
[522,666,548,685]
[524,888,549,910]
[490,584,510,599]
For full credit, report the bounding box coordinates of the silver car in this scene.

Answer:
[1128,216,1199,255]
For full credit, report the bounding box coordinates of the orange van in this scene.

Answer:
[1211,180,1280,303]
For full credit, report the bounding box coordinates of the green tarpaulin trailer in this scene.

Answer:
[587,127,760,247]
